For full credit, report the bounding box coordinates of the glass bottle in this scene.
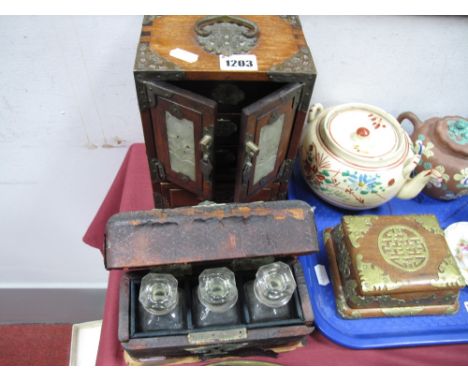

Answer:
[138,273,185,332]
[193,267,240,328]
[245,261,296,323]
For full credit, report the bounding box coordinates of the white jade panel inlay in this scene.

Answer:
[253,114,284,184]
[166,111,196,181]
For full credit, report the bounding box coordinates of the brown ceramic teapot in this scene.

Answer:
[397,112,468,200]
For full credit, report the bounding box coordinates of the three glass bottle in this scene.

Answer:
[138,261,297,331]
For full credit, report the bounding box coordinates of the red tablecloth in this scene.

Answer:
[83,143,468,366]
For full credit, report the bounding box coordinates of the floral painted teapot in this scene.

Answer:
[397,112,468,200]
[300,103,441,210]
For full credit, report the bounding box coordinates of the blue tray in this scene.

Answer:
[289,161,468,349]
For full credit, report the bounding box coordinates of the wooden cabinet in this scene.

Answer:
[134,16,317,207]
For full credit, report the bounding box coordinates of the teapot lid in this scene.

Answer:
[318,104,409,168]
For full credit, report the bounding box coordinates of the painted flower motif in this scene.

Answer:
[413,134,426,156]
[413,134,435,160]
[454,168,468,189]
[368,113,387,129]
[427,165,449,188]
[344,171,384,195]
[303,144,332,186]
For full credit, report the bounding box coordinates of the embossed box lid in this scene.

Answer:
[340,215,465,296]
[134,15,316,82]
[104,200,318,270]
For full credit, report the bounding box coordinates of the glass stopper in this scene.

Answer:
[139,273,179,316]
[197,267,238,313]
[254,261,296,308]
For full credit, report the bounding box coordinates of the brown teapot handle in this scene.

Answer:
[397,112,423,132]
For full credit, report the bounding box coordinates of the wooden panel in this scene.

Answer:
[160,182,202,208]
[245,183,280,203]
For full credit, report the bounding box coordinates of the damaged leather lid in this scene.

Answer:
[104,200,318,270]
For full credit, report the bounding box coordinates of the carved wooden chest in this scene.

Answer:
[134,16,316,208]
[324,215,465,319]
[105,200,318,362]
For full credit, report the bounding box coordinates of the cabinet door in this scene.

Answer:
[234,83,303,201]
[148,82,216,201]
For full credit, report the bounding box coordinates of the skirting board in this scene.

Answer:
[0,288,106,323]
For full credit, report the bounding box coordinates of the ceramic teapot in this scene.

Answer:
[397,112,468,200]
[300,103,441,210]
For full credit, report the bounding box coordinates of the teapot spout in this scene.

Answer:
[396,168,441,200]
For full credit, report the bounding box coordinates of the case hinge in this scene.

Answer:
[277,159,294,182]
[136,78,176,110]
[149,158,166,182]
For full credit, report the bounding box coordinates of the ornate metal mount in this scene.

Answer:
[194,16,259,56]
[142,15,161,26]
[280,16,301,28]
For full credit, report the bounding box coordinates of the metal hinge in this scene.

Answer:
[149,158,166,181]
[277,159,294,182]
[146,83,176,109]
[135,76,176,110]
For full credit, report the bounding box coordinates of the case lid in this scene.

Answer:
[104,200,318,270]
[340,215,465,296]
[134,15,316,81]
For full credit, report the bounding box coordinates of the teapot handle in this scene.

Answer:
[397,111,423,132]
[308,103,324,123]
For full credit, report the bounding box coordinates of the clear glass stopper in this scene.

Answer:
[197,267,238,313]
[254,261,296,308]
[139,273,179,315]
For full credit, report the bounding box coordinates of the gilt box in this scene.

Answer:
[324,215,465,319]
[105,200,318,362]
[134,16,316,208]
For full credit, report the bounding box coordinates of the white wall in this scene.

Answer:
[0,16,143,291]
[0,16,467,321]
[301,16,468,118]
